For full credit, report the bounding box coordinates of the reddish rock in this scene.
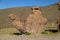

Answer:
[25,7,47,34]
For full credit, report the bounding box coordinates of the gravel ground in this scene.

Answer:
[0,34,60,40]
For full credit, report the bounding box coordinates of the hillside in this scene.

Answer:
[0,3,60,28]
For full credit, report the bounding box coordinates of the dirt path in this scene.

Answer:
[0,34,60,40]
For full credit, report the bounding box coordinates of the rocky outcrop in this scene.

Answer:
[25,7,47,34]
[8,7,47,34]
[57,17,60,32]
[57,2,60,10]
[8,14,26,34]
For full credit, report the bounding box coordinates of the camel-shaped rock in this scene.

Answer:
[8,7,47,34]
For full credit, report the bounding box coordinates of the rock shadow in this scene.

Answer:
[45,30,58,33]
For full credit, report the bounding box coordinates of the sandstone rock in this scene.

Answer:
[8,7,47,34]
[57,2,60,10]
[57,17,60,32]
[25,7,47,34]
[8,14,26,33]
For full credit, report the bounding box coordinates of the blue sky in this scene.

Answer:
[0,0,59,9]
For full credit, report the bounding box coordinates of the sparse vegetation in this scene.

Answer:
[25,32,31,35]
[0,27,59,35]
[0,28,19,34]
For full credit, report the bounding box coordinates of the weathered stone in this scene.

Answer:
[8,7,47,34]
[57,17,60,32]
[8,14,26,33]
[57,2,60,10]
[25,7,47,34]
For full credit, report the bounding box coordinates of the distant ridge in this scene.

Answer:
[0,3,60,28]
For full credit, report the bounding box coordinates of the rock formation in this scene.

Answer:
[57,17,60,32]
[8,14,26,34]
[57,1,60,10]
[25,7,47,34]
[8,7,47,34]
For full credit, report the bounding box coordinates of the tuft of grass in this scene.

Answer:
[41,31,54,34]
[25,32,31,35]
[41,31,48,34]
